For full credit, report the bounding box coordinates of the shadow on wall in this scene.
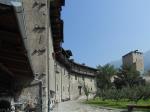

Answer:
[0,100,11,111]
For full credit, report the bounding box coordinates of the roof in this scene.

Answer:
[70,61,97,71]
[123,50,143,57]
[0,2,34,85]
[50,0,65,52]
[61,48,73,58]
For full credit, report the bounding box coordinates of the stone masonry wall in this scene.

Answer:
[18,81,42,112]
[55,62,70,102]
[69,73,96,100]
[18,0,52,112]
[54,61,97,102]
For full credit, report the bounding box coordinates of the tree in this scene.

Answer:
[83,85,90,101]
[145,70,150,76]
[95,64,117,99]
[96,64,117,89]
[114,65,145,89]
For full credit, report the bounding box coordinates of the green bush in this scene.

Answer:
[95,85,150,104]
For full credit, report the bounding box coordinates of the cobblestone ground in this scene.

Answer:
[52,100,126,112]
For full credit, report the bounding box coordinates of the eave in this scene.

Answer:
[0,1,34,88]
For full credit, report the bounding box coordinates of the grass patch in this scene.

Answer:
[84,98,150,110]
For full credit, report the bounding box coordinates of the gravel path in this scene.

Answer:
[52,100,126,112]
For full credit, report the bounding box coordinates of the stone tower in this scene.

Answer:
[122,50,144,74]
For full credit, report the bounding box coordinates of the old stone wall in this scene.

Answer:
[84,76,96,93]
[122,51,144,74]
[17,0,53,112]
[18,81,42,112]
[54,62,61,102]
[0,0,97,111]
[132,53,144,73]
[55,62,70,102]
[69,73,96,100]
[69,73,82,100]
[54,61,97,102]
[49,33,55,93]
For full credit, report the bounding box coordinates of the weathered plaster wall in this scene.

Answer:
[15,0,96,110]
[18,81,42,112]
[18,0,52,112]
[69,73,82,100]
[61,68,70,101]
[54,61,97,102]
[84,76,96,93]
[55,62,61,102]
[122,52,144,73]
[55,62,70,102]
[48,28,55,96]
[69,73,96,100]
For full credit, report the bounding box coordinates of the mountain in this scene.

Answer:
[144,50,150,71]
[109,59,122,68]
[109,50,150,71]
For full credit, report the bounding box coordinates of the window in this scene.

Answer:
[57,84,58,91]
[75,75,77,80]
[82,76,84,81]
[64,69,65,75]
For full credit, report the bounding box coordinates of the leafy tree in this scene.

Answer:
[95,64,117,99]
[83,85,90,101]
[145,70,150,76]
[114,65,145,89]
[96,64,117,89]
[141,85,150,101]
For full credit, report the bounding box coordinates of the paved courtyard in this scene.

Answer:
[52,100,126,112]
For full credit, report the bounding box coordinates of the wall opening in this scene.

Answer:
[78,86,82,95]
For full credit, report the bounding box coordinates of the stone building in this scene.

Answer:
[69,61,97,100]
[0,0,97,111]
[54,49,97,103]
[122,50,144,74]
[50,0,97,104]
[0,0,53,112]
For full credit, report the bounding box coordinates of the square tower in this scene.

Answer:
[122,50,144,74]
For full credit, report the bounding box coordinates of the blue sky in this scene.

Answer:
[62,0,150,67]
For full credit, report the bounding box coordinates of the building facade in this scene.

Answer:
[50,0,97,105]
[54,53,97,103]
[0,0,97,112]
[0,0,53,112]
[122,50,144,74]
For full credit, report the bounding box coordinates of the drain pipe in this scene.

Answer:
[47,0,51,112]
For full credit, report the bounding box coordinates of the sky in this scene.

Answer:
[61,0,150,68]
